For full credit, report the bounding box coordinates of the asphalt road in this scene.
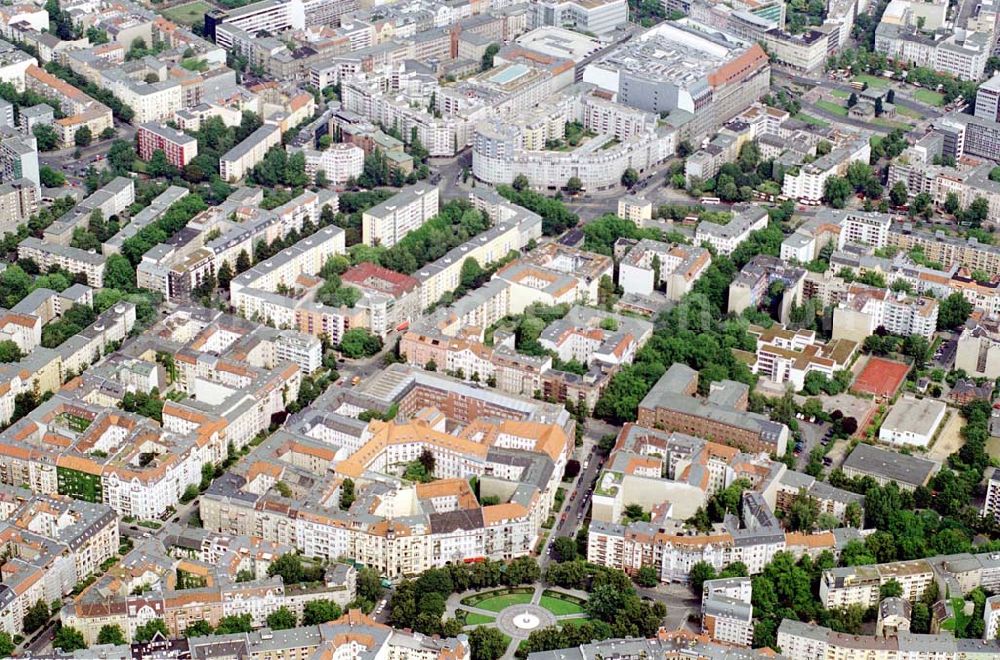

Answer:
[22,622,56,656]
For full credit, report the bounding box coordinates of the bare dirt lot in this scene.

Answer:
[927,411,965,462]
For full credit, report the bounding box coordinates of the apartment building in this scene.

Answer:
[201,376,571,576]
[618,239,711,300]
[219,123,282,182]
[588,491,836,583]
[362,184,439,248]
[956,319,1000,378]
[137,122,198,167]
[975,72,1000,122]
[782,135,872,202]
[888,222,1000,273]
[24,65,113,148]
[18,237,106,287]
[0,487,118,637]
[528,631,782,660]
[63,530,356,644]
[695,204,769,256]
[746,323,857,391]
[728,256,807,324]
[414,209,542,310]
[701,577,753,647]
[44,176,135,246]
[617,195,652,223]
[778,619,1000,659]
[0,130,39,195]
[496,243,613,314]
[982,469,1000,523]
[230,225,348,329]
[340,261,421,334]
[298,143,364,184]
[0,178,37,228]
[832,285,939,342]
[472,109,676,192]
[637,363,789,456]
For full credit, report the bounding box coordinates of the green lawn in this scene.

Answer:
[816,99,848,116]
[559,617,592,627]
[465,611,496,625]
[895,105,922,119]
[853,74,889,88]
[830,89,850,99]
[470,593,534,612]
[794,112,830,127]
[873,118,914,131]
[913,89,945,106]
[540,595,586,616]
[161,0,215,24]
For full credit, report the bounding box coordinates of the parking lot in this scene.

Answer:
[793,417,833,470]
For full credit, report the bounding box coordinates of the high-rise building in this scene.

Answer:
[976,72,1000,122]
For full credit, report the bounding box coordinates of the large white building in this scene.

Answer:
[220,124,282,182]
[695,204,769,256]
[361,184,439,248]
[832,286,939,342]
[528,0,629,35]
[783,135,872,202]
[298,143,364,185]
[878,395,947,447]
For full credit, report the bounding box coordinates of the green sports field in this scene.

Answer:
[161,0,214,25]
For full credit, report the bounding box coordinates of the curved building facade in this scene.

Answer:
[472,118,675,191]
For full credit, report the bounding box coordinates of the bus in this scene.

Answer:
[849,80,867,91]
[699,196,721,205]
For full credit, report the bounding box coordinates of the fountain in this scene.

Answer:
[512,611,541,630]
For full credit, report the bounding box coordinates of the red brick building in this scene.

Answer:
[137,123,198,167]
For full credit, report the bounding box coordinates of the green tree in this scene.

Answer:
[621,168,639,187]
[40,165,65,188]
[184,620,213,637]
[133,619,168,642]
[74,126,92,147]
[889,180,908,207]
[53,625,87,652]
[23,598,50,633]
[551,536,578,562]
[266,607,297,630]
[340,478,355,510]
[217,261,234,289]
[470,625,507,660]
[480,43,500,72]
[938,292,973,330]
[214,614,252,635]
[108,139,137,175]
[565,176,583,195]
[635,565,659,587]
[689,561,717,594]
[97,624,126,645]
[880,578,903,599]
[104,254,136,292]
[303,599,343,625]
[33,123,59,151]
[0,631,13,657]
[339,328,382,358]
[787,491,820,531]
[823,176,852,208]
[945,192,961,214]
[512,173,529,191]
[268,553,305,584]
[0,340,23,363]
